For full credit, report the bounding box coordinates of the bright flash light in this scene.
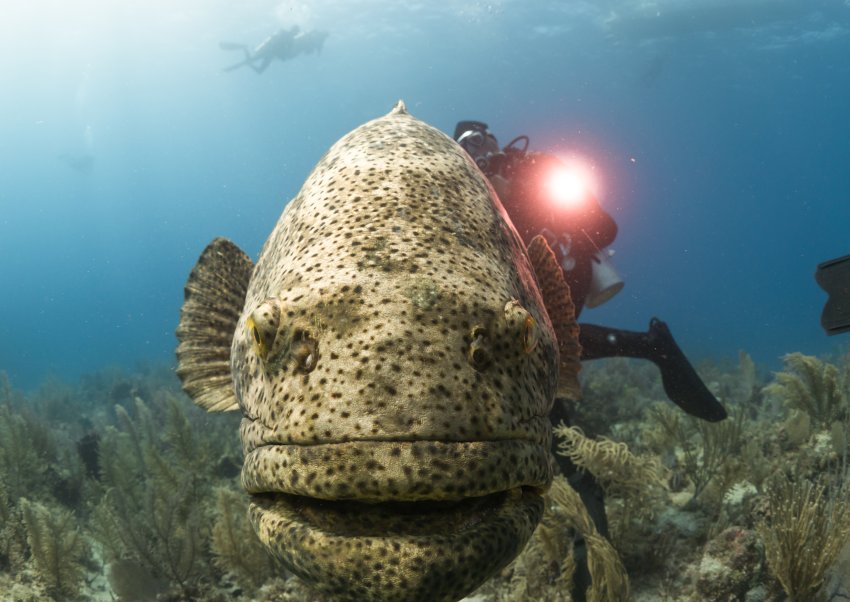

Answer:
[546,168,587,207]
[543,156,600,209]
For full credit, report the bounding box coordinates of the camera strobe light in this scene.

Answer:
[546,167,586,208]
[543,158,597,209]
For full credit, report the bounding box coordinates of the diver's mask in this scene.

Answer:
[455,121,502,172]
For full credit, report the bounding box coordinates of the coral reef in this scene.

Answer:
[572,358,663,438]
[553,424,666,499]
[552,423,670,575]
[548,477,630,602]
[2,346,850,601]
[95,417,201,590]
[647,403,747,508]
[487,481,576,602]
[756,475,850,601]
[20,498,90,598]
[90,393,242,597]
[0,366,269,601]
[480,475,628,602]
[0,403,61,503]
[0,486,26,575]
[763,352,849,429]
[693,527,763,601]
[211,486,278,589]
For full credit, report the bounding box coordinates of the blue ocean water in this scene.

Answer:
[1,0,848,390]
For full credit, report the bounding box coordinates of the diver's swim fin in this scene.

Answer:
[816,253,850,335]
[219,41,248,51]
[578,319,727,422]
[221,48,255,73]
[222,60,249,73]
[646,318,727,422]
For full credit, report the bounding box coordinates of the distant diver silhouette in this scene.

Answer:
[59,152,94,174]
[220,26,329,74]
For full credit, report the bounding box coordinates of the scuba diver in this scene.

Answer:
[220,27,329,74]
[454,120,727,599]
[454,120,726,424]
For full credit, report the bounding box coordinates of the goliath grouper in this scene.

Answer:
[176,101,581,602]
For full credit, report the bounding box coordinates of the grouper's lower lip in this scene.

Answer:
[243,439,552,600]
[241,439,552,502]
[251,486,543,537]
[248,486,544,602]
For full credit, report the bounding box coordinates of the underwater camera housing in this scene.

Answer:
[816,253,850,335]
[586,249,625,308]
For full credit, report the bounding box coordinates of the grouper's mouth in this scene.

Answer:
[242,438,552,502]
[251,485,541,537]
[244,439,551,602]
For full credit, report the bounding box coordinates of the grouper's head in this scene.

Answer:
[177,102,561,602]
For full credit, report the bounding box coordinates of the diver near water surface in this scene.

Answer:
[455,120,727,599]
[220,26,328,74]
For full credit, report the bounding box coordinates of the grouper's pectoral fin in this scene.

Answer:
[176,237,253,412]
[527,235,583,400]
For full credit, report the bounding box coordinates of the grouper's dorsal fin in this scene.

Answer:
[176,237,253,412]
[527,235,583,400]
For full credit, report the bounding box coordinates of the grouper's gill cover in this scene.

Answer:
[176,101,579,602]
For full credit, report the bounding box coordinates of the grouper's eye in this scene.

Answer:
[291,329,319,373]
[247,300,282,361]
[521,315,539,353]
[504,299,539,355]
[468,325,491,370]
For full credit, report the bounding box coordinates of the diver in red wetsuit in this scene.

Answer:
[454,120,726,423]
[455,120,726,599]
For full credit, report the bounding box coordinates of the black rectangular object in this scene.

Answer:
[816,253,850,336]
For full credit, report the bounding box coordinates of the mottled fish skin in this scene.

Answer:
[234,102,558,601]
